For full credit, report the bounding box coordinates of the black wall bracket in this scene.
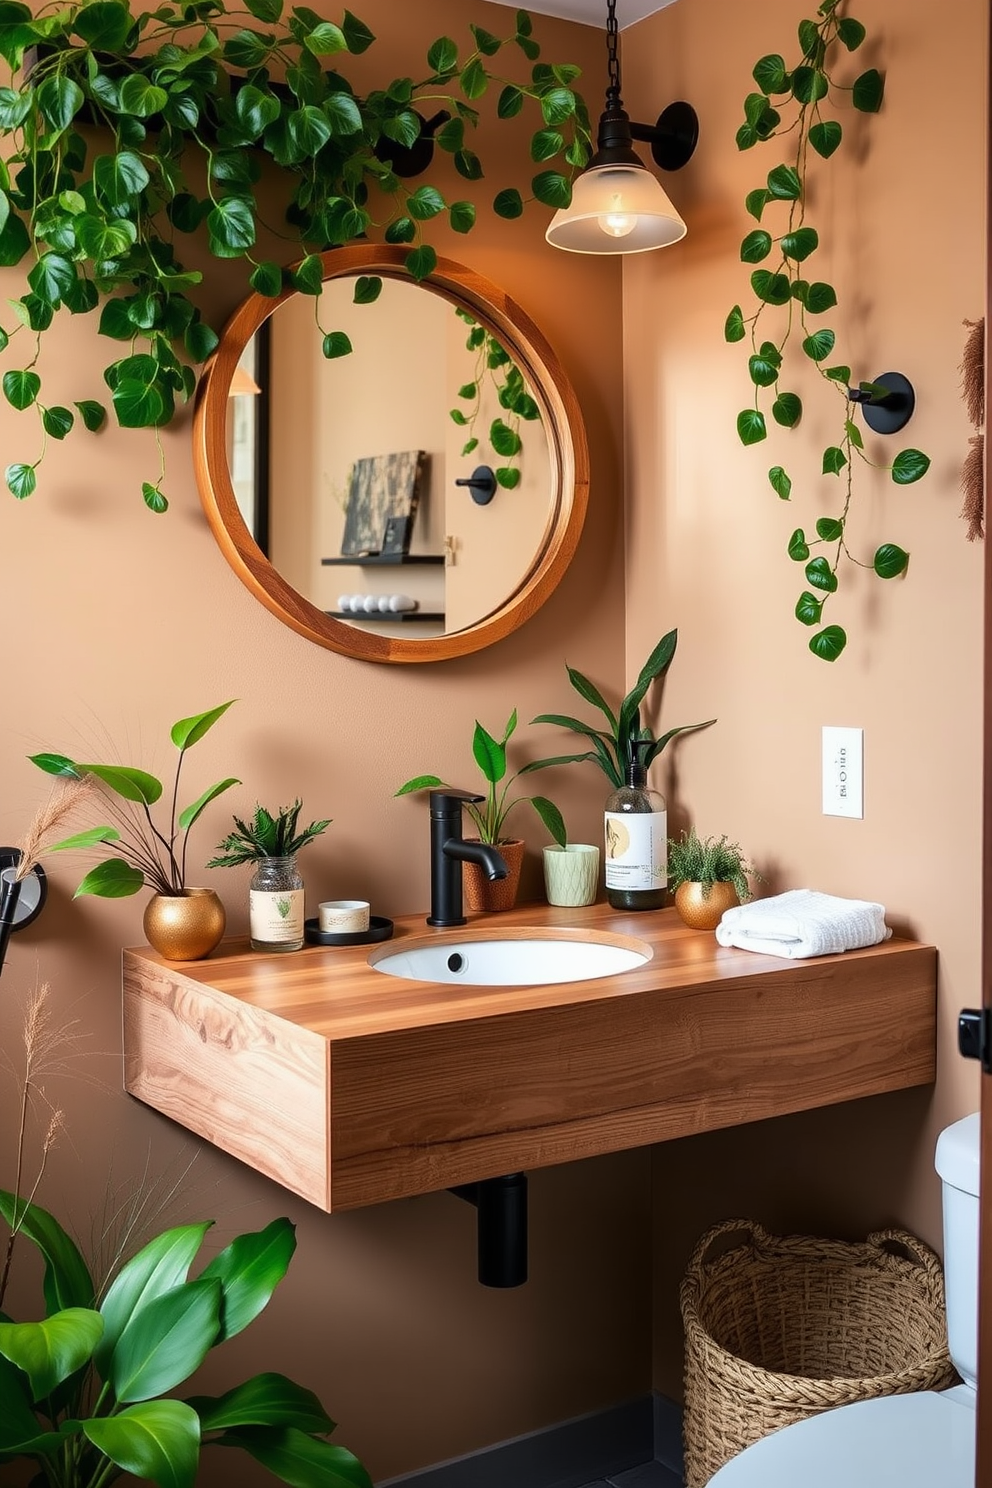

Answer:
[958,1007,992,1073]
[450,1172,528,1287]
[0,847,48,976]
[847,371,916,435]
[455,466,498,506]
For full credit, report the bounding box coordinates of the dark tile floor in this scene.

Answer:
[579,1460,683,1488]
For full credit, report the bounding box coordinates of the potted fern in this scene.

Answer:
[667,827,761,930]
[209,801,330,952]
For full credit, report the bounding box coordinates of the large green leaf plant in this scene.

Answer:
[726,0,929,662]
[0,1197,371,1488]
[0,0,590,510]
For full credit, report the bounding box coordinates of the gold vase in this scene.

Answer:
[463,839,525,914]
[674,880,739,931]
[143,887,226,961]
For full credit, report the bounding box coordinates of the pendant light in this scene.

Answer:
[545,0,698,255]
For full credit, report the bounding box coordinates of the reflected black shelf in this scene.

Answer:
[321,554,444,566]
[327,611,445,623]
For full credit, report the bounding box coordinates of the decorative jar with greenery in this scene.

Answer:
[667,827,761,930]
[209,800,330,951]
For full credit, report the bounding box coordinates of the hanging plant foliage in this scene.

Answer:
[726,0,929,661]
[0,1,590,509]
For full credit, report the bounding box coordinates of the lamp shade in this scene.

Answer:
[545,163,687,255]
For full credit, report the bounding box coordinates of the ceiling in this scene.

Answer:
[486,0,677,29]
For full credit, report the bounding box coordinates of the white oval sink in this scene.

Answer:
[370,932,651,986]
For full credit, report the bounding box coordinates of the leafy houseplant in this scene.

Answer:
[209,799,331,866]
[396,708,564,847]
[0,984,371,1488]
[0,0,590,509]
[28,700,239,898]
[726,0,929,662]
[528,628,714,788]
[450,307,542,490]
[667,827,759,904]
[667,826,760,931]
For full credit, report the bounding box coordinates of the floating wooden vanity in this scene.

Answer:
[123,902,937,1212]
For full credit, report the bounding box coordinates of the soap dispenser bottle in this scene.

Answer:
[604,740,667,911]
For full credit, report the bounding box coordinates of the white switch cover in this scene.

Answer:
[822,727,863,818]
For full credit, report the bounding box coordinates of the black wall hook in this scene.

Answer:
[0,847,48,976]
[847,371,916,435]
[455,466,498,505]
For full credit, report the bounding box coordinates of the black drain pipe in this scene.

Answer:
[450,1172,528,1287]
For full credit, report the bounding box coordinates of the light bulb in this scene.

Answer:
[599,192,637,238]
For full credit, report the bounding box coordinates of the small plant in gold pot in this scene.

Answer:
[667,828,761,931]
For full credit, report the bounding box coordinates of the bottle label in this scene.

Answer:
[604,811,667,891]
[250,888,304,944]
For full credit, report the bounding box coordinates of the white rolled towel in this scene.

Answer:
[714,888,891,959]
[388,594,418,612]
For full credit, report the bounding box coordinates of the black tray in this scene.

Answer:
[304,914,394,947]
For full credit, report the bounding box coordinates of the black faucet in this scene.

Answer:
[427,789,508,928]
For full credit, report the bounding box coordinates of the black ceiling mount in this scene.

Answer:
[848,372,916,435]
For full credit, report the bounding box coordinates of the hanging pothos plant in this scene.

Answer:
[450,307,541,490]
[725,0,929,662]
[0,1,590,510]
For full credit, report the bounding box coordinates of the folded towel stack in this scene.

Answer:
[714,888,890,959]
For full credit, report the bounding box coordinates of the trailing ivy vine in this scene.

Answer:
[725,0,929,662]
[0,1,590,509]
[450,307,541,489]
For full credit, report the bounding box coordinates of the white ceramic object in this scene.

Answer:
[319,899,371,933]
[542,844,600,906]
[371,933,650,986]
[706,1111,981,1488]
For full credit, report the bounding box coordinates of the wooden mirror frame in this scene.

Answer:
[193,246,589,664]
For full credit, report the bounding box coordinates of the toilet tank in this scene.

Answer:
[934,1111,981,1389]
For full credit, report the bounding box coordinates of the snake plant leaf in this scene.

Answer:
[74,858,145,897]
[198,1218,296,1344]
[0,1191,94,1313]
[472,719,507,785]
[80,764,163,803]
[0,1310,103,1400]
[109,1277,221,1402]
[565,666,619,730]
[215,1426,374,1488]
[188,1373,336,1434]
[529,795,566,848]
[97,1223,214,1376]
[177,778,240,832]
[170,700,236,751]
[82,1399,201,1488]
[395,774,444,795]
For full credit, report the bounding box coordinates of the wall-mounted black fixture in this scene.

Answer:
[455,466,498,506]
[0,847,47,976]
[546,0,697,254]
[847,372,916,435]
[373,110,452,179]
[451,1173,528,1287]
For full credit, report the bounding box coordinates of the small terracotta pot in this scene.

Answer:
[674,880,739,931]
[463,839,525,913]
[143,887,226,960]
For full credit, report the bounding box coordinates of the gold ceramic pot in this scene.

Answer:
[463,839,525,914]
[143,887,226,961]
[674,880,739,931]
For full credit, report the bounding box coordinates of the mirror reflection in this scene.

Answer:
[226,275,553,640]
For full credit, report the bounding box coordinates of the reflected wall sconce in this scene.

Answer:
[545,0,697,255]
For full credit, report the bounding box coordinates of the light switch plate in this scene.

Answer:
[822,726,864,818]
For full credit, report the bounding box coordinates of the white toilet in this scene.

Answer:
[707,1112,980,1487]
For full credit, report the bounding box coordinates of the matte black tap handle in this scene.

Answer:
[429,788,484,817]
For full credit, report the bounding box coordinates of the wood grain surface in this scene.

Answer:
[123,902,937,1212]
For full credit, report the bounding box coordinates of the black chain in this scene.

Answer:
[605,0,622,108]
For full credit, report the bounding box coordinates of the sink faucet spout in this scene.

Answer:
[427,789,508,928]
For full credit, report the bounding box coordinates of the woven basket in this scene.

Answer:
[680,1219,957,1487]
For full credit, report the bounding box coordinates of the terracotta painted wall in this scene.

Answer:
[0,3,644,1481]
[617,0,988,1397]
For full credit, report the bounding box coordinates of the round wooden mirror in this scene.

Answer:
[193,246,589,664]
